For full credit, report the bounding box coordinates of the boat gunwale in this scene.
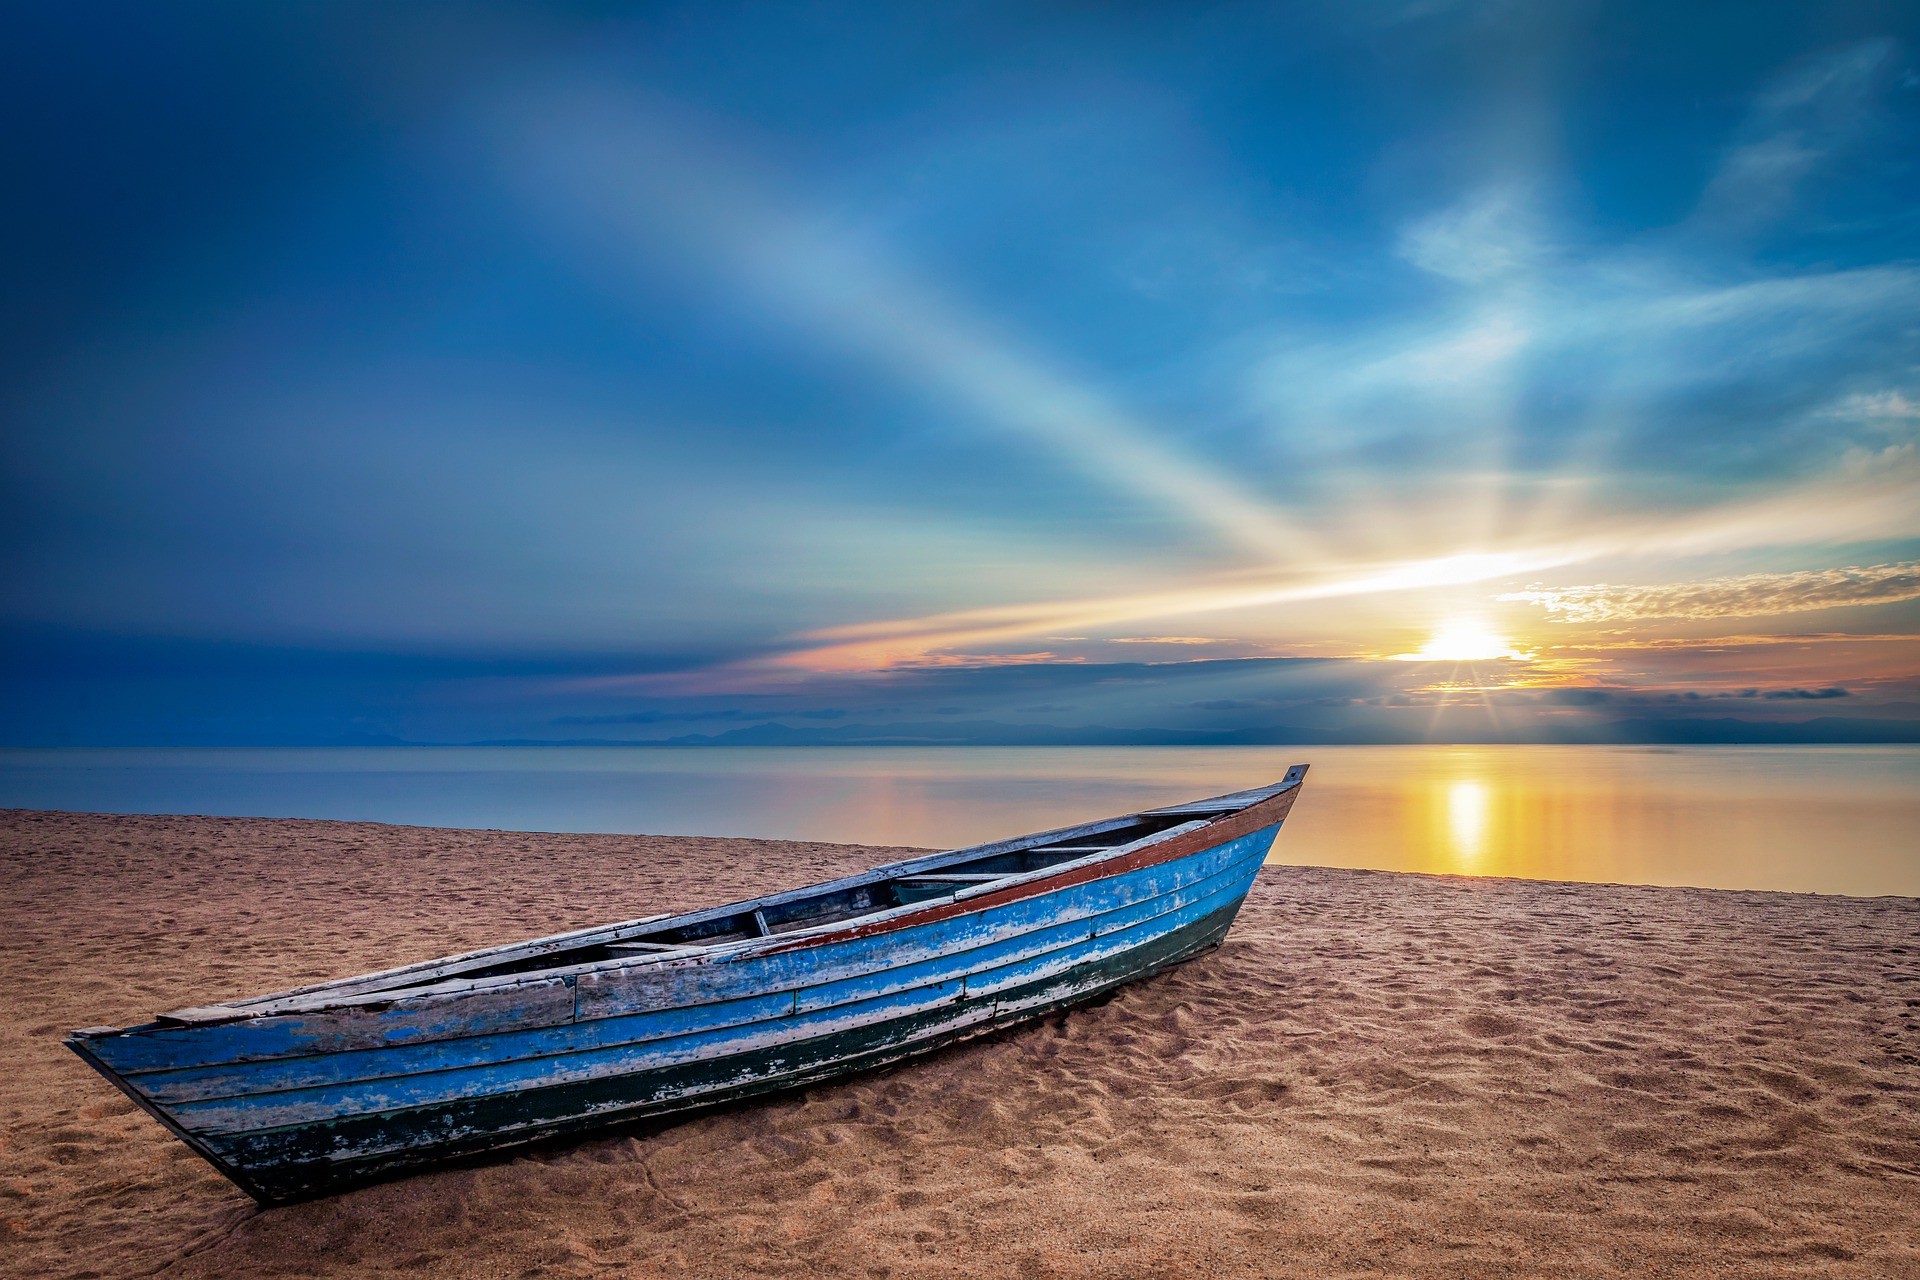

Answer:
[748,778,1300,959]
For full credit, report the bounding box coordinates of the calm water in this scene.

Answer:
[1,745,1914,897]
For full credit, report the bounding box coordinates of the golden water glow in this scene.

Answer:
[1444,778,1489,867]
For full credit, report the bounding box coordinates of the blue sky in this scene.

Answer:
[3,1,1917,745]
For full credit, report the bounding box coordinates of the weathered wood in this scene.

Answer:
[214,896,1248,1204]
[66,768,1309,1204]
[122,839,1271,1112]
[210,915,675,1015]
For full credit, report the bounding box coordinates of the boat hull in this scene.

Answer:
[70,783,1302,1203]
[213,892,1238,1202]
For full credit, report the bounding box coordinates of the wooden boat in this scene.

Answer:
[68,767,1309,1203]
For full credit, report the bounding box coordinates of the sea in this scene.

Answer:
[1,745,1914,898]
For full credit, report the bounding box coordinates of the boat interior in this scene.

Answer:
[434,809,1203,983]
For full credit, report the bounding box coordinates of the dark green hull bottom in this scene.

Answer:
[218,895,1248,1203]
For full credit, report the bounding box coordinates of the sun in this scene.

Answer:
[1397,617,1526,662]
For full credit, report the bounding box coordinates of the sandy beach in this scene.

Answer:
[3,809,1916,1279]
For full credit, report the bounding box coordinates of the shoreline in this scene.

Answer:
[9,804,1913,905]
[4,809,1917,1278]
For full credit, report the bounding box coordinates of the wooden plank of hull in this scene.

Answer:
[217,893,1250,1204]
[82,979,582,1073]
[162,854,1265,1136]
[128,830,1272,1110]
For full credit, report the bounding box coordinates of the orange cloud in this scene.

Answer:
[1502,561,1920,622]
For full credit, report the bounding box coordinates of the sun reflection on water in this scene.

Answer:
[1444,777,1489,869]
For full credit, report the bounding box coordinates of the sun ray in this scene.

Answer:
[489,81,1332,570]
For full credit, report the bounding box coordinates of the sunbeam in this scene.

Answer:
[6,2,1916,757]
[730,457,1920,675]
[486,81,1330,570]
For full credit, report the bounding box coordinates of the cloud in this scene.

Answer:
[1397,185,1547,283]
[553,708,849,725]
[1654,687,1850,701]
[1561,631,1917,652]
[1536,688,1613,705]
[746,460,1920,674]
[1694,38,1899,227]
[765,549,1563,672]
[1829,390,1920,426]
[1503,561,1920,622]
[1474,684,1853,705]
[1248,250,1920,470]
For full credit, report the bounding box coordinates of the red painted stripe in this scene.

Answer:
[754,785,1302,958]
